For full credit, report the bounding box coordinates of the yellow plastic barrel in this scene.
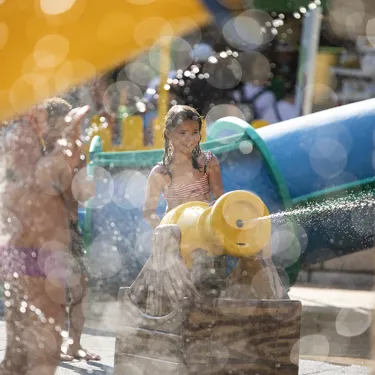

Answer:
[161,190,271,268]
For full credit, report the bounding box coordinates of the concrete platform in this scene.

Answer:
[0,322,368,375]
[0,283,373,374]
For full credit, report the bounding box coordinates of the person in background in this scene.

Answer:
[233,51,277,122]
[263,85,299,124]
[42,98,100,362]
[0,103,89,375]
[143,43,216,113]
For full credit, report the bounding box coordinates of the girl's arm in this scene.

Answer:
[207,155,225,203]
[143,166,165,228]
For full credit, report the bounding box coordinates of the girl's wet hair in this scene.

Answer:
[162,105,203,174]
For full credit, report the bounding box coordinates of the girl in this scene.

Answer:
[144,105,224,228]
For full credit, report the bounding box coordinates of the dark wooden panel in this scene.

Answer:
[182,299,301,375]
[118,287,186,334]
[117,326,181,363]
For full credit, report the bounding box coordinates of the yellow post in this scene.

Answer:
[154,37,171,149]
[122,115,144,151]
[201,119,207,142]
[313,47,341,108]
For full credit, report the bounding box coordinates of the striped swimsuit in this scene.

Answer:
[164,151,213,201]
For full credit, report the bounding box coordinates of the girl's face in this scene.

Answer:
[168,120,201,155]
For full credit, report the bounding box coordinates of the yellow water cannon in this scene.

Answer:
[161,190,271,268]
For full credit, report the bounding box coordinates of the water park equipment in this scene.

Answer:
[113,224,302,375]
[3,1,373,372]
[86,112,207,153]
[82,98,375,293]
[160,190,272,267]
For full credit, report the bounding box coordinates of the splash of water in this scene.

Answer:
[246,190,375,225]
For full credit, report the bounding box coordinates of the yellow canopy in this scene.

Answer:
[0,0,211,120]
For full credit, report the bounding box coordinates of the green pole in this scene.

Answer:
[83,136,102,249]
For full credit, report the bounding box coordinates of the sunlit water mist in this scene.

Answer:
[245,190,375,226]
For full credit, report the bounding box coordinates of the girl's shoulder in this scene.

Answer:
[152,163,171,177]
[150,162,171,180]
[205,150,213,162]
[200,150,214,165]
[148,163,170,188]
[154,162,166,172]
[197,150,213,164]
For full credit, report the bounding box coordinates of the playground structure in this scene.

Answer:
[3,0,375,372]
[87,111,208,153]
[111,191,301,374]
[113,223,301,375]
[84,98,375,292]
[86,112,272,153]
[160,190,272,267]
[82,96,375,370]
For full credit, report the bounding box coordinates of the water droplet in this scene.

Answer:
[336,308,372,337]
[33,34,70,69]
[61,331,69,338]
[40,0,76,15]
[239,140,253,155]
